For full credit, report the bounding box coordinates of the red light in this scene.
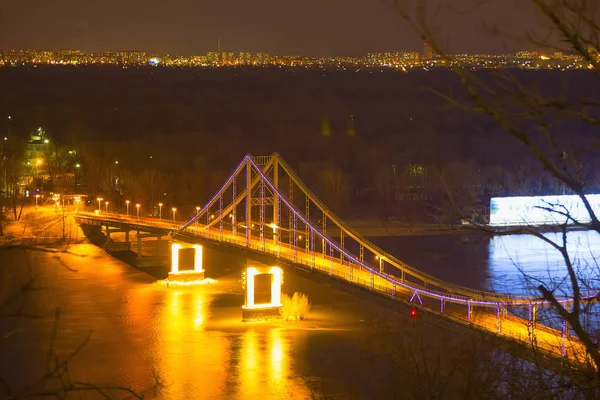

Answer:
[410,307,417,317]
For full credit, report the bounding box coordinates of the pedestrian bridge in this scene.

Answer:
[75,153,591,361]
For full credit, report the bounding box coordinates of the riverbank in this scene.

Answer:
[0,205,88,247]
[343,219,474,237]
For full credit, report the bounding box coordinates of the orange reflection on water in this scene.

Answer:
[124,282,313,399]
[160,288,230,399]
[237,328,312,399]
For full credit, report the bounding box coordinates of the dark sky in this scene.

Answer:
[0,0,545,56]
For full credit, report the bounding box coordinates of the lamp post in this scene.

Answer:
[74,163,80,187]
[158,202,163,219]
[35,159,42,187]
[105,201,109,213]
[376,255,384,274]
[270,223,278,244]
[136,203,140,219]
[126,200,130,216]
[172,207,177,222]
[97,197,103,212]
[195,206,200,233]
[35,194,39,210]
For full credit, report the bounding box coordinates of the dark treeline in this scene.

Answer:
[1,66,598,222]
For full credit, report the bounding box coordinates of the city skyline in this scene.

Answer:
[0,0,549,56]
[0,47,589,71]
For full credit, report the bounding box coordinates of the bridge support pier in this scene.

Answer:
[168,242,204,282]
[104,227,132,252]
[241,265,283,322]
[440,299,445,314]
[135,232,169,268]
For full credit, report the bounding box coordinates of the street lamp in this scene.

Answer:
[105,201,109,213]
[35,194,39,210]
[136,203,140,219]
[172,207,177,221]
[375,255,384,273]
[97,197,103,212]
[126,200,130,216]
[270,223,279,244]
[158,202,163,219]
[74,163,80,187]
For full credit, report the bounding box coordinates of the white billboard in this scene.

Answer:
[489,194,600,226]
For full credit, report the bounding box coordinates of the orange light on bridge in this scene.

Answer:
[136,203,141,218]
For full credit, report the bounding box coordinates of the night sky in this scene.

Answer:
[0,0,544,55]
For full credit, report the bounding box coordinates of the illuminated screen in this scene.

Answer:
[489,194,600,226]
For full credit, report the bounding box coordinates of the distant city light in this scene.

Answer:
[0,49,593,71]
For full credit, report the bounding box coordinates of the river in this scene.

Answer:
[1,222,598,399]
[369,230,600,296]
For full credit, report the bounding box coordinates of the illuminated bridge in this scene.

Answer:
[75,153,589,361]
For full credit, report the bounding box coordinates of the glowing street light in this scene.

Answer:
[136,203,141,219]
[35,158,42,180]
[375,255,384,273]
[97,197,103,212]
[125,200,130,216]
[105,201,109,213]
[269,223,279,244]
[195,206,200,233]
[158,202,163,219]
[172,207,177,221]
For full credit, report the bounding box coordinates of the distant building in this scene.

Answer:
[424,42,433,60]
[516,50,538,58]
[27,127,49,156]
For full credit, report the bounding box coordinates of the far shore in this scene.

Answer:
[342,220,477,237]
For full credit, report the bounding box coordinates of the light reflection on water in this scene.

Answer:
[0,244,323,399]
[119,283,311,399]
[488,230,600,296]
[7,230,599,398]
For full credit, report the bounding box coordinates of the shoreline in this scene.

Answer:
[0,205,88,247]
